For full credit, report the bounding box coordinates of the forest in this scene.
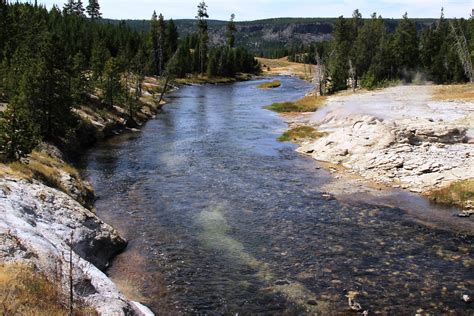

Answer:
[0,0,259,161]
[288,10,474,92]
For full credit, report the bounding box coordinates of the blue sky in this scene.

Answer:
[33,0,473,20]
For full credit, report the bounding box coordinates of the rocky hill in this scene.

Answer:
[113,17,437,56]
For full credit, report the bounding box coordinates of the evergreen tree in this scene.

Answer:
[226,13,237,48]
[0,95,39,161]
[73,0,85,17]
[196,1,209,75]
[165,19,179,60]
[102,57,122,108]
[86,0,101,19]
[393,12,419,72]
[149,11,160,75]
[157,13,167,75]
[63,0,74,15]
[328,16,351,92]
[91,40,110,81]
[71,51,90,105]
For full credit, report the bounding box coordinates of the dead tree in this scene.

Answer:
[314,52,327,96]
[450,21,473,83]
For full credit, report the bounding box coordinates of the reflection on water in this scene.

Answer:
[82,77,473,314]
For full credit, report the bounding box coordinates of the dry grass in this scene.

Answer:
[175,75,247,85]
[0,263,67,315]
[3,150,94,208]
[432,84,474,102]
[266,95,327,113]
[279,126,328,143]
[427,179,474,209]
[257,80,281,89]
[256,57,317,80]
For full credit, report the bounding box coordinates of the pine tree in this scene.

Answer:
[91,40,110,81]
[86,0,101,19]
[226,13,237,48]
[63,0,74,15]
[73,0,85,17]
[196,1,209,75]
[102,57,122,108]
[165,19,179,60]
[71,51,89,105]
[157,13,167,75]
[149,11,160,75]
[0,95,39,161]
[328,16,351,92]
[393,12,419,72]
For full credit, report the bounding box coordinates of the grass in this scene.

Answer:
[266,95,327,113]
[432,84,474,102]
[175,74,252,85]
[0,263,97,315]
[278,126,327,142]
[0,263,68,315]
[427,179,474,209]
[257,80,281,89]
[5,150,94,208]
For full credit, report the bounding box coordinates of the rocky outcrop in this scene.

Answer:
[296,85,474,194]
[0,176,151,315]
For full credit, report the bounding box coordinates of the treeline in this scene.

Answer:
[0,1,259,161]
[290,10,473,92]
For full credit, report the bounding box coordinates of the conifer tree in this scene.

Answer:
[86,0,101,19]
[149,11,160,75]
[196,1,209,75]
[226,13,237,48]
[0,95,39,161]
[157,13,167,75]
[328,16,351,92]
[102,57,122,108]
[393,12,419,72]
[73,0,85,17]
[63,0,74,15]
[165,19,179,60]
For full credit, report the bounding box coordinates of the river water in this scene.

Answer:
[82,77,473,314]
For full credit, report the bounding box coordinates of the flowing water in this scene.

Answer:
[82,77,473,314]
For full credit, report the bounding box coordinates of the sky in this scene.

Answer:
[31,0,474,20]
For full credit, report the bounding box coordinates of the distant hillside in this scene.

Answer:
[107,17,438,57]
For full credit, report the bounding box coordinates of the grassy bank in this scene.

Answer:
[279,126,327,143]
[267,95,327,113]
[257,80,281,89]
[175,73,253,85]
[427,179,474,209]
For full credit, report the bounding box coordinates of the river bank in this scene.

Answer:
[277,83,473,214]
[81,78,473,314]
[0,76,173,314]
[0,71,260,314]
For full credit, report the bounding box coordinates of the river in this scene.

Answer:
[82,77,473,314]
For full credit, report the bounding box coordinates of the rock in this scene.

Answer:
[274,279,290,286]
[462,294,472,303]
[457,211,473,218]
[307,299,318,306]
[0,177,148,315]
[131,301,155,315]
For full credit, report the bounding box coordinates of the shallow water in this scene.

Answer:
[82,77,473,314]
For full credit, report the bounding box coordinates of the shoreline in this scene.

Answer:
[0,73,258,315]
[273,82,473,227]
